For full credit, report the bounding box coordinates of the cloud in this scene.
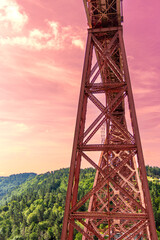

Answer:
[48,21,59,39]
[0,17,85,50]
[0,121,29,134]
[72,38,84,50]
[133,87,153,95]
[0,0,28,33]
[127,55,135,61]
[136,105,160,116]
[130,67,159,86]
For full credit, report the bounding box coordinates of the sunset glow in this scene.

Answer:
[0,0,160,176]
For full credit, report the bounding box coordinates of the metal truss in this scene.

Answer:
[61,1,158,239]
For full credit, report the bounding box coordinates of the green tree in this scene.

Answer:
[29,232,38,240]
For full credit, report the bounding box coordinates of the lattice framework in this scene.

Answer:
[61,1,158,239]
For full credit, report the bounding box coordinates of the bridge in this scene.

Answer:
[61,1,158,239]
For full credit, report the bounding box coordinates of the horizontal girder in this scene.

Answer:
[71,212,148,220]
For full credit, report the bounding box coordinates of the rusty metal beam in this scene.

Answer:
[71,212,148,220]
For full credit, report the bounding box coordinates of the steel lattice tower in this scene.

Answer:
[61,0,158,239]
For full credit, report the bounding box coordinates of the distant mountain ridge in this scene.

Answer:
[0,172,37,201]
[0,165,159,202]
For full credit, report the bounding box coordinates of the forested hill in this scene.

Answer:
[146,165,160,178]
[0,167,159,239]
[0,173,36,201]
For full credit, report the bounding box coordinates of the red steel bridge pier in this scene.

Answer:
[61,0,158,239]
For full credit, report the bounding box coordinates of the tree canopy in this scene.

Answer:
[0,167,159,239]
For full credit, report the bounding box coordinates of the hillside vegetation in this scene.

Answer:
[0,166,159,239]
[0,173,36,203]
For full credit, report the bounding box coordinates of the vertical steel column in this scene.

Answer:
[118,28,158,240]
[61,32,92,240]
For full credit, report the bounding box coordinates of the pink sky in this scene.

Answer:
[0,0,159,176]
